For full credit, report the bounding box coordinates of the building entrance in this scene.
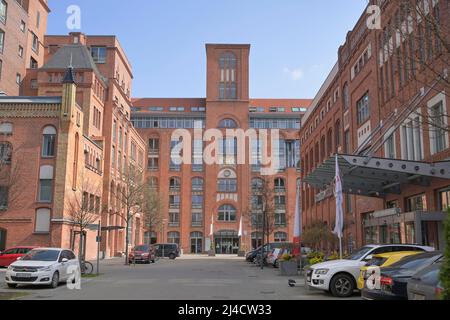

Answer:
[214,230,239,254]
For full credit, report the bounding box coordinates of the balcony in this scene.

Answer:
[274,187,286,194]
[169,203,180,209]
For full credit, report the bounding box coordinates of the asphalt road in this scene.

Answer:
[0,256,360,300]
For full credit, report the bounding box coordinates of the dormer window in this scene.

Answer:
[218,52,237,100]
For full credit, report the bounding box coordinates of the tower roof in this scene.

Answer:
[62,67,76,84]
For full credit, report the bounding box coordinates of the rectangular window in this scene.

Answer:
[0,30,4,54]
[430,101,447,154]
[31,32,38,53]
[192,195,203,209]
[39,180,53,202]
[401,116,423,161]
[35,209,51,233]
[406,194,427,212]
[438,188,450,211]
[20,20,26,33]
[0,186,8,209]
[0,1,6,24]
[149,138,159,154]
[91,47,107,63]
[385,134,396,158]
[18,45,23,57]
[16,73,21,85]
[42,134,56,157]
[147,157,159,171]
[357,93,370,125]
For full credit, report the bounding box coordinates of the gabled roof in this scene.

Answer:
[41,45,108,85]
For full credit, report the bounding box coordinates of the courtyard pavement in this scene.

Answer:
[0,255,360,300]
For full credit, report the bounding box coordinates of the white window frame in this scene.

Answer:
[428,92,448,155]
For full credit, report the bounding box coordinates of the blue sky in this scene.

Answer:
[47,0,368,99]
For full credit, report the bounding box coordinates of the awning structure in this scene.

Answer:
[303,154,450,198]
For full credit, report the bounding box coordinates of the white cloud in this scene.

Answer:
[283,67,304,81]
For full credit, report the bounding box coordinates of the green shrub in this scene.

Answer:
[326,252,340,261]
[281,253,294,262]
[309,257,324,265]
[440,209,450,300]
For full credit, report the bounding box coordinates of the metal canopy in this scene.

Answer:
[303,154,450,198]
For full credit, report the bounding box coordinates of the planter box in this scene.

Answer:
[279,260,298,276]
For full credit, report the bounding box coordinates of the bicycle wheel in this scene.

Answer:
[83,261,94,274]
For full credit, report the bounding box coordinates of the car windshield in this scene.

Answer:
[22,250,60,262]
[346,246,373,261]
[135,246,148,251]
[389,254,438,271]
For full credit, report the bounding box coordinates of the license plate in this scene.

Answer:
[413,294,426,300]
[16,273,32,278]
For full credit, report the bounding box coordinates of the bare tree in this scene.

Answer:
[112,163,147,265]
[0,142,26,211]
[244,177,278,250]
[142,183,163,245]
[66,173,102,262]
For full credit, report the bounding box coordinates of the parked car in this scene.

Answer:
[0,246,38,267]
[246,243,289,263]
[5,248,80,289]
[128,244,156,264]
[306,244,434,298]
[407,259,443,300]
[362,251,443,300]
[154,243,179,259]
[357,251,421,290]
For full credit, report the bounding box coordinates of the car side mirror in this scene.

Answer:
[364,254,373,261]
[61,258,69,263]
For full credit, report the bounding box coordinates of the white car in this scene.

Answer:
[5,248,80,289]
[306,244,435,298]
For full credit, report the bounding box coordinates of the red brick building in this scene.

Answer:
[300,0,450,252]
[132,44,311,254]
[0,32,146,259]
[0,0,49,96]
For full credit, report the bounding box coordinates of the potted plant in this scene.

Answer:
[279,253,298,276]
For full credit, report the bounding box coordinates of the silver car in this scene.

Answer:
[407,259,443,300]
[5,248,80,289]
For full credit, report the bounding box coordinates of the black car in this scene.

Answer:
[154,243,180,260]
[362,251,443,300]
[407,259,443,300]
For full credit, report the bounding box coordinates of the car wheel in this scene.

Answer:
[7,283,18,289]
[330,274,355,298]
[169,253,176,260]
[50,272,59,289]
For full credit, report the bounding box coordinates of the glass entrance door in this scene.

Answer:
[214,230,239,254]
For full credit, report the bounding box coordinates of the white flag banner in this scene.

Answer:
[238,216,243,237]
[209,214,214,237]
[333,155,344,239]
[293,182,302,238]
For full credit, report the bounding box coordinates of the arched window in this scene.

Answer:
[219,52,237,100]
[274,178,285,192]
[218,118,237,128]
[167,231,180,245]
[274,232,287,243]
[327,128,333,156]
[342,82,350,110]
[320,135,326,162]
[39,165,54,203]
[169,177,181,191]
[192,177,204,192]
[0,142,12,163]
[218,204,237,222]
[42,126,57,157]
[335,120,342,152]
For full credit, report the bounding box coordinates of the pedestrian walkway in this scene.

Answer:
[178,254,245,260]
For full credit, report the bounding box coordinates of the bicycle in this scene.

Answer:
[80,260,94,275]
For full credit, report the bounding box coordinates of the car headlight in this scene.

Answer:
[39,266,53,272]
[314,269,329,275]
[7,265,14,271]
